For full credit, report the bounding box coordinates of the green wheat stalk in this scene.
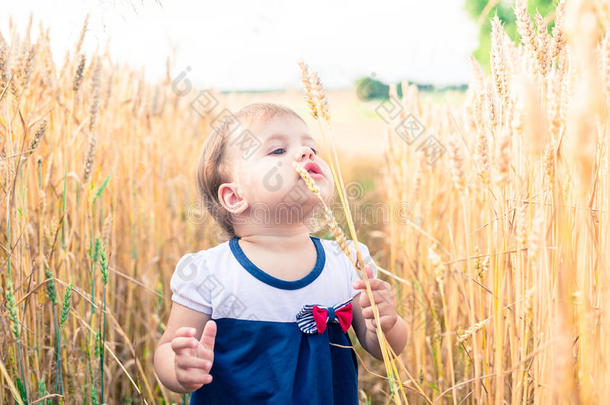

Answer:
[5,214,28,403]
[98,239,108,404]
[56,282,73,397]
[43,265,64,396]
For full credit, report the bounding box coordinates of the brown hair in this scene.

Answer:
[196,102,306,239]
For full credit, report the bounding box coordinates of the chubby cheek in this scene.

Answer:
[319,161,332,179]
[319,179,335,201]
[258,163,294,195]
[319,164,335,196]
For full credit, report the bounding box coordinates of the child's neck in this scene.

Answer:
[236,227,313,253]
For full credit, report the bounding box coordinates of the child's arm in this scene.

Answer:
[154,302,217,393]
[351,266,408,360]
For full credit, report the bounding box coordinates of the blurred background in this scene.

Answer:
[1,0,609,404]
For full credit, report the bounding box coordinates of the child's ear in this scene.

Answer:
[218,182,248,215]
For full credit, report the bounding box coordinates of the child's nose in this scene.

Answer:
[296,146,315,161]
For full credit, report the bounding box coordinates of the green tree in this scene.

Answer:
[465,0,558,72]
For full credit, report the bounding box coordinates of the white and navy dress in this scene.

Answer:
[170,236,378,405]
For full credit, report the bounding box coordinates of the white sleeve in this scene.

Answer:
[170,251,213,315]
[345,240,378,299]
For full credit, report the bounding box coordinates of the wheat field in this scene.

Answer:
[1,1,610,404]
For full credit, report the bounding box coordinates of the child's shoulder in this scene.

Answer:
[318,237,372,256]
[170,240,232,281]
[321,237,369,250]
[177,238,232,260]
[318,237,378,277]
[169,241,233,315]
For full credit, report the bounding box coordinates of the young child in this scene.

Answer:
[153,103,408,404]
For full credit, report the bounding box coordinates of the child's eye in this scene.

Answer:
[270,148,285,155]
[310,147,317,155]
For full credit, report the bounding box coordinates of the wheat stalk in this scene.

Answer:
[294,67,415,402]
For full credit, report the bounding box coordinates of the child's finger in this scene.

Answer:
[361,302,393,319]
[175,326,197,338]
[352,278,385,291]
[171,336,198,354]
[359,290,387,308]
[200,320,217,352]
[175,355,210,371]
[176,368,211,388]
[379,315,398,332]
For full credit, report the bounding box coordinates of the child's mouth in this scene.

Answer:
[303,162,324,179]
[307,171,324,180]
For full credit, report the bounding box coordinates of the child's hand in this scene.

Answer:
[171,320,217,392]
[352,266,398,334]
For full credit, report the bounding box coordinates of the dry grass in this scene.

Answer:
[1,1,609,403]
[374,1,610,403]
[0,14,222,404]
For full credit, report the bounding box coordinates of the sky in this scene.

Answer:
[3,0,479,91]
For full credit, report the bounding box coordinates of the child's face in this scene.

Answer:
[226,114,334,216]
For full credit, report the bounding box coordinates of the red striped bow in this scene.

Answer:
[312,303,353,334]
